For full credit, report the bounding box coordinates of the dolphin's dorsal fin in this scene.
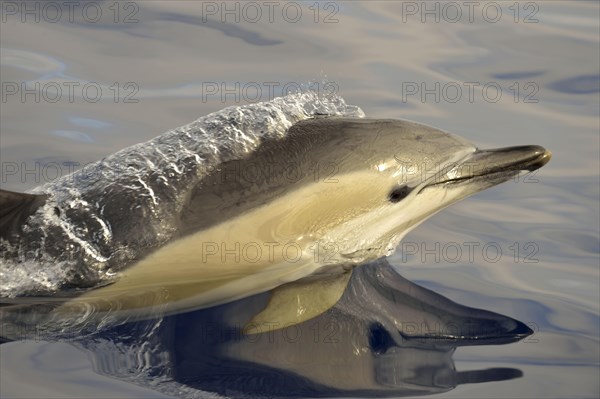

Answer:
[245,271,353,333]
[0,189,47,240]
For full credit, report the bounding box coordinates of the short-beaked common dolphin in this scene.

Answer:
[0,94,551,332]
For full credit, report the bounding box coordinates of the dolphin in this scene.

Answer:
[0,94,551,333]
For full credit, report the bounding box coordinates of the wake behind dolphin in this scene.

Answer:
[0,91,550,336]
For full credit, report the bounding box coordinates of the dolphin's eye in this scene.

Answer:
[389,185,412,203]
[369,323,395,354]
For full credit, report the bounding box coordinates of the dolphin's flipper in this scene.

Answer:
[246,271,353,332]
[0,189,47,240]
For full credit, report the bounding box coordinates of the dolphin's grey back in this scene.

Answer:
[0,93,364,297]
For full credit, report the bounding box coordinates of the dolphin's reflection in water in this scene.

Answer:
[75,259,531,398]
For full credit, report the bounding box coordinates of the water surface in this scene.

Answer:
[1,1,598,398]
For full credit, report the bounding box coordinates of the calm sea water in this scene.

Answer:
[1,1,598,398]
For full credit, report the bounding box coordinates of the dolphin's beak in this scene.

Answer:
[465,145,552,174]
[428,145,551,189]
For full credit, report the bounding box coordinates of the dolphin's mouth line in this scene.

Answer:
[428,170,516,188]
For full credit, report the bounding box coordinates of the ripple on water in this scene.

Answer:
[548,74,600,94]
